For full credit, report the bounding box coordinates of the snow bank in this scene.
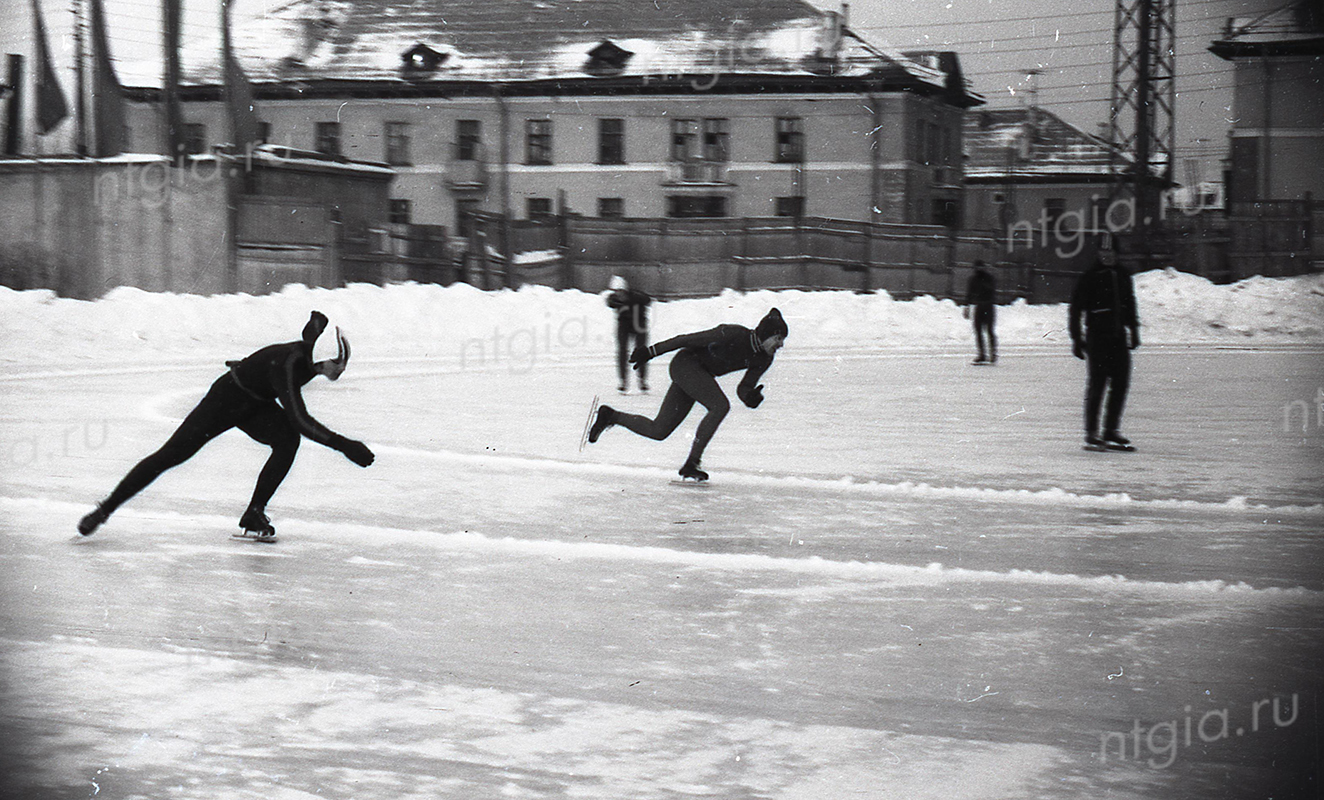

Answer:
[1,270,1320,368]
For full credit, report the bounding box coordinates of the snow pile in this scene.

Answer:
[0,270,1320,368]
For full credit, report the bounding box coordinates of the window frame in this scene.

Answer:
[598,118,626,165]
[525,119,553,165]
[315,121,342,157]
[774,117,804,163]
[384,121,412,166]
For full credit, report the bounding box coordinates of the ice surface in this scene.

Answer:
[1,278,1321,798]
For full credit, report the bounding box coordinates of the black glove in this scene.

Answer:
[629,345,655,371]
[1129,328,1141,350]
[1072,340,1086,360]
[738,384,765,409]
[339,438,375,467]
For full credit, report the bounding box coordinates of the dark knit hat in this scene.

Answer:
[755,308,788,341]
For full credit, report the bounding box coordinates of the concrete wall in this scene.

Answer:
[0,158,230,298]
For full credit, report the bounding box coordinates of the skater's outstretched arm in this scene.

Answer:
[630,326,723,367]
[275,350,374,466]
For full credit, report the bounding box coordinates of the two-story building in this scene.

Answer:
[122,0,981,236]
[1210,0,1324,206]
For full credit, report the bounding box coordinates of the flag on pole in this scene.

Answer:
[32,0,69,135]
[222,0,261,152]
[89,0,127,156]
[163,0,186,162]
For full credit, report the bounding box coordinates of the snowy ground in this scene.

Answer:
[1,276,1322,799]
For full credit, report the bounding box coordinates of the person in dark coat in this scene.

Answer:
[606,276,652,393]
[1069,248,1141,448]
[964,260,998,364]
[586,308,788,481]
[77,311,375,540]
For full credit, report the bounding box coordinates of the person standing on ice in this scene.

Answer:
[605,275,652,393]
[586,308,788,481]
[1069,244,1140,450]
[963,260,998,364]
[77,311,375,541]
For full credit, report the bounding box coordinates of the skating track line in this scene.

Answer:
[6,497,1318,601]
[374,444,1324,518]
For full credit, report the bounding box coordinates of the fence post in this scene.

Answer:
[862,219,873,293]
[795,213,807,289]
[558,212,573,291]
[738,217,749,292]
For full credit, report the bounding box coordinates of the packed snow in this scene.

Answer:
[2,269,1321,369]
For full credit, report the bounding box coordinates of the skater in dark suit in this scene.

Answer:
[78,311,375,539]
[964,261,998,364]
[1069,246,1140,449]
[606,276,652,393]
[586,308,788,481]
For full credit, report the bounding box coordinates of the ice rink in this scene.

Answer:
[1,283,1322,799]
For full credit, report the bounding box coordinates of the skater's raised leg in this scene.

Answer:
[80,380,243,535]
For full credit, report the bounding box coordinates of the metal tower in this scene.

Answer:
[1109,0,1176,249]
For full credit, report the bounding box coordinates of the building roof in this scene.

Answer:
[963,107,1131,184]
[1210,0,1324,58]
[119,0,981,103]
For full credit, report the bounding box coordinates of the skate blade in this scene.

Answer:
[579,394,600,453]
[232,530,278,543]
[670,478,711,487]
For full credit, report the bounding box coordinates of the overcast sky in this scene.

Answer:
[0,0,1286,179]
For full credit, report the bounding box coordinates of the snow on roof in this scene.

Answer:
[963,108,1129,180]
[117,0,965,95]
[1210,1,1324,56]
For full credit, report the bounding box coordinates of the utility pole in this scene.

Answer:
[1109,0,1175,261]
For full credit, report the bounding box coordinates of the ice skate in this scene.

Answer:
[78,504,108,536]
[588,404,616,444]
[1103,432,1135,452]
[677,460,709,482]
[233,508,277,542]
[1083,434,1107,452]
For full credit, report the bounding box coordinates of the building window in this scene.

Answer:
[385,121,411,166]
[457,119,482,161]
[666,196,727,218]
[256,122,272,145]
[456,198,480,239]
[775,117,804,163]
[316,122,341,156]
[916,119,934,165]
[671,119,698,161]
[671,118,728,162]
[1045,198,1067,231]
[389,199,411,225]
[775,196,805,217]
[526,119,552,165]
[598,197,624,219]
[932,198,959,228]
[527,197,554,220]
[598,118,625,165]
[703,118,729,162]
[183,123,206,155]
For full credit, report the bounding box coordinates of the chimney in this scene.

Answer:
[820,8,844,62]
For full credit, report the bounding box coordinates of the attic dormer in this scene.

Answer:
[402,43,448,77]
[585,40,633,75]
